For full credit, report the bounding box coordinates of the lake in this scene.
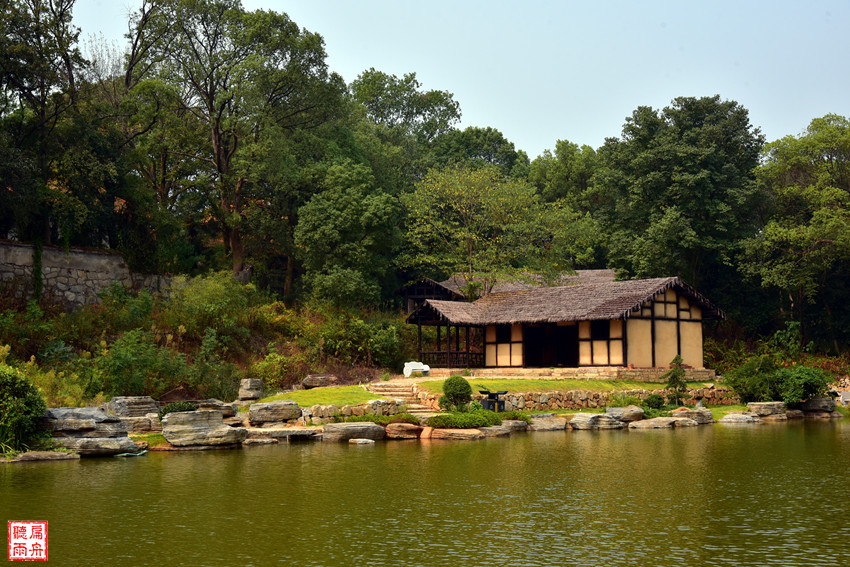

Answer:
[2,420,849,566]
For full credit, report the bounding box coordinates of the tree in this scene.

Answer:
[430,126,528,178]
[293,160,401,307]
[401,164,575,297]
[132,0,345,273]
[740,114,850,349]
[529,139,597,204]
[595,96,765,288]
[0,0,86,244]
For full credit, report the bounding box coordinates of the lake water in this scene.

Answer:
[2,421,850,566]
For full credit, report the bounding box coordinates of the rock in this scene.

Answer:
[14,451,80,462]
[238,378,263,401]
[301,374,339,389]
[386,423,423,439]
[119,416,156,433]
[246,427,320,442]
[198,399,237,418]
[785,409,804,419]
[242,438,279,446]
[528,414,568,431]
[349,438,376,445]
[42,407,143,456]
[500,419,529,432]
[322,422,386,443]
[718,412,763,424]
[747,402,786,416]
[478,426,511,437]
[670,417,699,427]
[801,398,836,412]
[107,396,159,417]
[629,417,678,429]
[569,413,624,430]
[430,428,485,440]
[146,413,163,432]
[762,413,788,422]
[606,405,645,422]
[670,407,714,424]
[420,426,433,439]
[248,401,302,425]
[161,410,248,446]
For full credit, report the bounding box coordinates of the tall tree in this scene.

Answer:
[528,139,597,205]
[741,114,850,350]
[400,165,589,298]
[430,126,528,178]
[595,95,765,288]
[0,0,86,243]
[132,0,345,273]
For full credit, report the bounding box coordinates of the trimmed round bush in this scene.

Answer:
[442,375,472,407]
[0,365,48,452]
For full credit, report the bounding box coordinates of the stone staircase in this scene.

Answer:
[368,382,434,416]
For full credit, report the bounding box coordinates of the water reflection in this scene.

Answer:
[2,421,849,566]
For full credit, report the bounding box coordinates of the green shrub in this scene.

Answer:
[643,394,665,409]
[723,355,834,406]
[607,392,642,408]
[498,410,531,423]
[159,272,259,342]
[97,329,188,397]
[442,375,472,408]
[426,410,501,429]
[158,401,198,421]
[723,355,779,403]
[774,365,833,407]
[185,328,241,401]
[341,413,421,426]
[0,364,48,453]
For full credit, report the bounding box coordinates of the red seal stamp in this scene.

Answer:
[7,521,48,561]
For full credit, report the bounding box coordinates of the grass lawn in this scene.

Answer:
[248,385,388,409]
[706,404,748,420]
[129,432,169,448]
[416,378,713,395]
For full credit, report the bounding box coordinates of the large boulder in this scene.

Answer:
[245,427,320,443]
[747,402,786,416]
[42,407,143,456]
[107,396,159,417]
[718,412,763,424]
[478,425,511,437]
[321,422,386,442]
[629,417,679,429]
[162,410,248,446]
[430,428,484,441]
[569,413,625,430]
[527,413,568,431]
[301,374,339,389]
[801,398,836,413]
[386,423,423,439]
[670,407,714,424]
[606,405,645,422]
[238,378,263,401]
[248,401,302,425]
[198,399,237,418]
[500,419,529,432]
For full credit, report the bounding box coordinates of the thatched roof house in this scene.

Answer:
[405,274,724,370]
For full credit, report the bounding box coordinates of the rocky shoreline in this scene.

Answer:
[3,394,844,463]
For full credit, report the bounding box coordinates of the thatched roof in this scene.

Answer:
[409,276,725,325]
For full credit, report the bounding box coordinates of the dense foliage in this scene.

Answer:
[426,410,502,429]
[0,361,47,453]
[1,0,849,404]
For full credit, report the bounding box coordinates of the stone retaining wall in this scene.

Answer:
[419,386,739,412]
[0,240,170,307]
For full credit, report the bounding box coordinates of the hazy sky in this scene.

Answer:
[72,0,850,158]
